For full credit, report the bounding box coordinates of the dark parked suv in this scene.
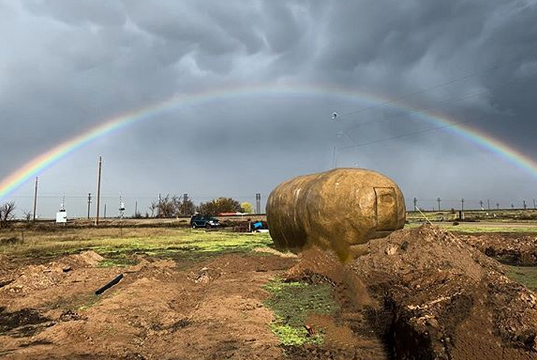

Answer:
[190,215,220,229]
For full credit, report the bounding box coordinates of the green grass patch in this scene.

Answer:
[405,223,537,234]
[76,296,101,311]
[264,278,338,346]
[504,265,537,292]
[0,228,273,260]
[269,323,323,346]
[98,257,138,268]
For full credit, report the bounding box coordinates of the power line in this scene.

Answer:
[336,55,535,120]
[336,69,537,151]
[339,117,481,151]
[342,68,537,135]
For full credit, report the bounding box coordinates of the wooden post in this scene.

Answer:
[32,177,38,221]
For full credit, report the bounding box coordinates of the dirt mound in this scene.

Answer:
[253,247,298,258]
[460,233,537,265]
[1,251,104,294]
[286,226,537,359]
[66,250,104,267]
[2,264,67,293]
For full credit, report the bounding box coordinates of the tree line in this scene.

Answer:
[0,195,254,227]
[143,195,253,218]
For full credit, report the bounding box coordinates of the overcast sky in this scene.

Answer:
[1,0,537,218]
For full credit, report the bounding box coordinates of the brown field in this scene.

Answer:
[1,220,537,359]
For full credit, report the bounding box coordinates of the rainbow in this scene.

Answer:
[1,84,536,201]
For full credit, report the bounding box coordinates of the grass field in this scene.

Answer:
[3,224,537,296]
[2,222,536,259]
[504,266,537,292]
[406,209,537,222]
[0,227,273,259]
[405,222,537,234]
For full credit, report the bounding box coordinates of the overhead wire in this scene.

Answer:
[339,117,479,150]
[335,54,532,120]
[343,68,537,132]
[337,67,537,150]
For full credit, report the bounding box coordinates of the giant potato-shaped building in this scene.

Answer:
[266,168,406,260]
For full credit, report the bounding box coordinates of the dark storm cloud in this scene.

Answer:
[303,0,537,152]
[1,0,537,216]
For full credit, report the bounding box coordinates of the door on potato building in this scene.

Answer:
[374,187,397,230]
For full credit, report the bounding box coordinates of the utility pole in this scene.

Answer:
[183,194,188,216]
[135,201,138,217]
[104,204,107,219]
[461,198,464,211]
[87,193,92,219]
[437,197,441,211]
[95,156,102,226]
[157,193,162,218]
[332,146,337,168]
[32,177,38,221]
[413,197,417,211]
[487,199,490,210]
[256,193,261,214]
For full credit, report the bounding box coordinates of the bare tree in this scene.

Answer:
[0,202,16,228]
[178,195,196,216]
[22,210,32,222]
[149,202,158,218]
[150,195,185,218]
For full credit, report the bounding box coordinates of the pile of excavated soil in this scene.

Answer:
[286,226,537,359]
[2,264,68,293]
[65,250,104,267]
[460,233,537,265]
[2,251,104,294]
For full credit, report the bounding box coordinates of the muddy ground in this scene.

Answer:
[1,227,537,359]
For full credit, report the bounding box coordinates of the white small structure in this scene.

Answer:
[56,210,67,223]
[56,200,67,223]
[119,197,125,219]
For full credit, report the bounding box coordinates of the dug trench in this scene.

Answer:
[458,232,537,266]
[284,226,537,359]
[1,226,537,359]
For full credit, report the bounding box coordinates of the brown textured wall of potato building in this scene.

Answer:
[266,168,406,260]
